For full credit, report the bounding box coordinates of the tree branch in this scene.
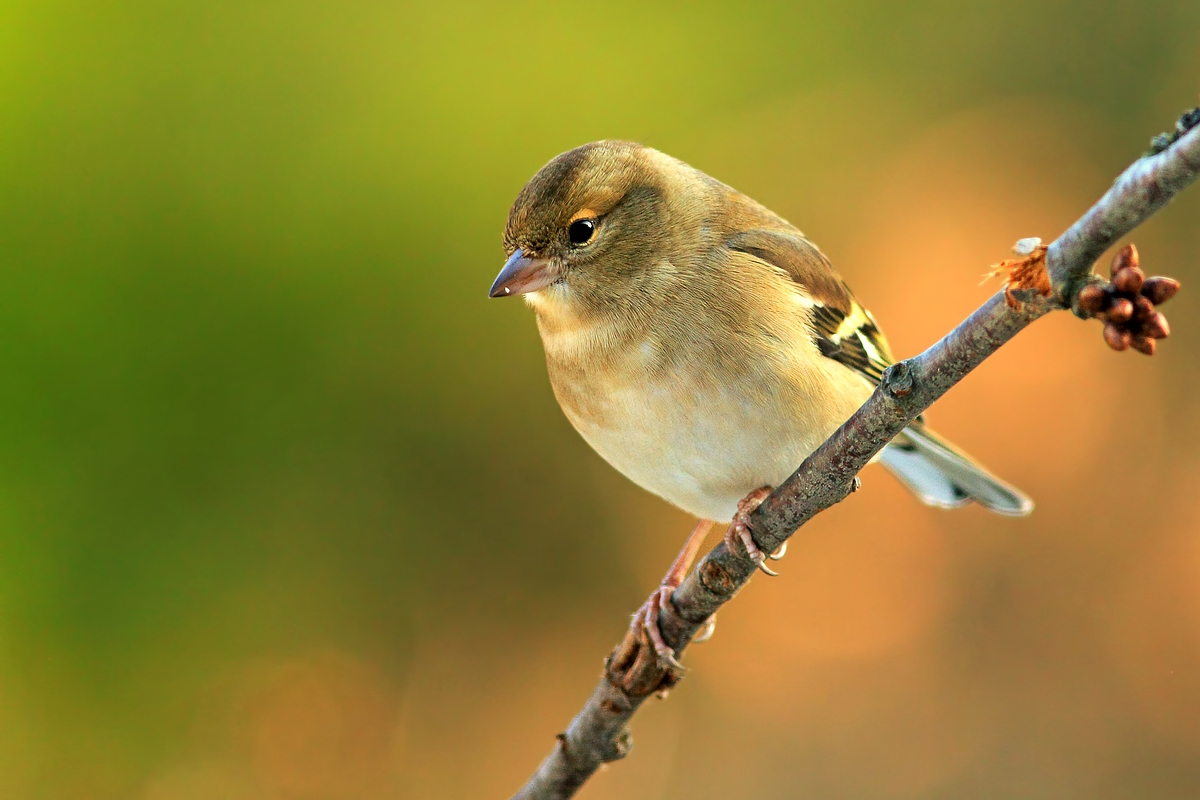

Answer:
[513,114,1200,800]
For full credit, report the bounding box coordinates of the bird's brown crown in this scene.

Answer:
[503,140,654,258]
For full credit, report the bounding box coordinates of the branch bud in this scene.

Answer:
[1113,266,1145,294]
[1107,298,1133,324]
[1104,324,1132,351]
[1144,312,1171,339]
[1133,295,1156,322]
[1142,276,1180,305]
[1111,243,1140,275]
[1077,283,1108,314]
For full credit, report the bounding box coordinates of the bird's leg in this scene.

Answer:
[627,518,715,671]
[723,486,785,576]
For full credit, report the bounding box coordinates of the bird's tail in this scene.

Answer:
[879,423,1033,516]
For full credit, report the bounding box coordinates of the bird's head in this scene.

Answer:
[490,140,703,312]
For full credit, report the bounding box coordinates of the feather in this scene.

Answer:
[726,229,893,383]
[882,426,1033,516]
[725,226,1032,516]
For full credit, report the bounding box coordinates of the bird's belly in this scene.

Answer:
[555,364,865,523]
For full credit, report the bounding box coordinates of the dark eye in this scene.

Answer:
[568,218,595,245]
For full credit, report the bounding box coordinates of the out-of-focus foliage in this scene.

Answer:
[1,1,1198,798]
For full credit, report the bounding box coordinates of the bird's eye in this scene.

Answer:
[568,218,596,245]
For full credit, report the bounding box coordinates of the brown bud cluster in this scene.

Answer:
[1077,244,1180,356]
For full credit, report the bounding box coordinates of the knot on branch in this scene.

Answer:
[605,620,685,699]
[1147,102,1200,155]
[882,360,913,398]
[555,725,633,766]
[699,558,737,596]
[1076,244,1180,355]
[987,238,1051,309]
[608,728,633,761]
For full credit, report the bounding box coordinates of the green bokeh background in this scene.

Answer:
[2,2,1199,798]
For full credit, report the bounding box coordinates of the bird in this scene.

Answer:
[489,140,1032,666]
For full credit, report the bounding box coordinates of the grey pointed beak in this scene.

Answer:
[488,248,555,298]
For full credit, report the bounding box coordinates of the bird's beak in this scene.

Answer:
[488,248,555,298]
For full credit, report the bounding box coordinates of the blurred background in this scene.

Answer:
[1,1,1199,798]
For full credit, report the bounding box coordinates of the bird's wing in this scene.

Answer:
[726,228,894,384]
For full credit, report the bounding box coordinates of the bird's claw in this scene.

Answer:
[692,614,717,643]
[752,548,779,577]
[616,518,719,679]
[725,486,782,576]
[635,585,686,673]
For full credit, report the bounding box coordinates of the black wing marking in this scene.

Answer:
[809,301,892,384]
[728,229,894,384]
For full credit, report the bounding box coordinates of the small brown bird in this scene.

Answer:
[490,140,1031,663]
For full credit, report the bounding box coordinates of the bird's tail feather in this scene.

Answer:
[879,424,1033,516]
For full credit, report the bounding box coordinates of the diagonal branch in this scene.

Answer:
[513,113,1200,800]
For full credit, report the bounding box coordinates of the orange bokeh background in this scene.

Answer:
[1,2,1199,798]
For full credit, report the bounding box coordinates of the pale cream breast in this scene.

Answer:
[529,261,874,522]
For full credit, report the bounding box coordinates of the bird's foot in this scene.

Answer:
[724,486,785,576]
[614,519,715,674]
[631,584,687,672]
